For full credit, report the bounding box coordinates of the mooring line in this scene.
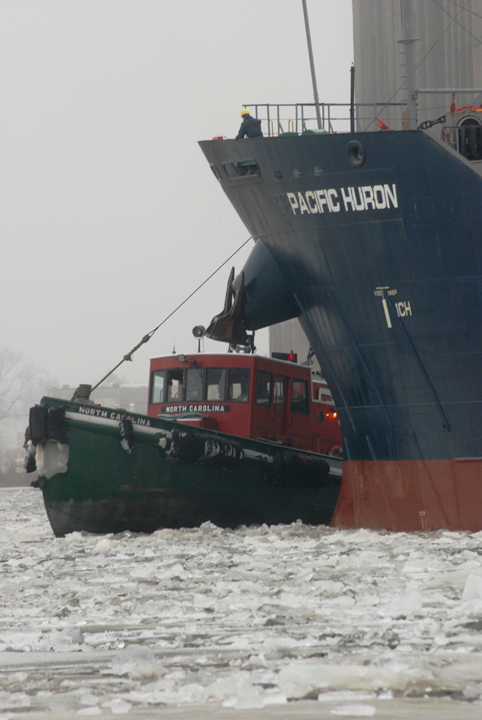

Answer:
[90,236,253,393]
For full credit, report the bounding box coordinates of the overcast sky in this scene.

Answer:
[1,0,353,388]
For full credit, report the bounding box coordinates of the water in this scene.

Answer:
[1,487,482,718]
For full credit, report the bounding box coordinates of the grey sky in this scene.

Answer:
[1,0,353,388]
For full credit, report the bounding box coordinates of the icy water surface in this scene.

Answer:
[1,487,482,718]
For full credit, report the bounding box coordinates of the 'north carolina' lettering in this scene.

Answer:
[286,184,398,215]
[76,405,151,426]
[162,404,228,414]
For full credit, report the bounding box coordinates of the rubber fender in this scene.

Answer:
[23,425,31,448]
[119,418,135,452]
[271,451,330,488]
[169,428,243,470]
[29,406,49,446]
[47,407,68,444]
[24,454,37,474]
[23,424,37,473]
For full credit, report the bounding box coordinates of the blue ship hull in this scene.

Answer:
[199,131,482,531]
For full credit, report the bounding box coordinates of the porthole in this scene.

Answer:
[347,140,365,167]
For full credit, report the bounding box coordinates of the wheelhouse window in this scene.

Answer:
[206,368,226,401]
[291,379,309,415]
[227,368,250,402]
[166,369,184,402]
[256,370,272,406]
[150,370,166,404]
[186,367,204,401]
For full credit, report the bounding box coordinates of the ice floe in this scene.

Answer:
[1,487,482,715]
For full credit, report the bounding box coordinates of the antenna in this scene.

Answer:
[399,0,417,129]
[301,0,322,130]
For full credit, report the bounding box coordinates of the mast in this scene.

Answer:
[301,0,322,129]
[350,64,355,132]
[399,0,417,129]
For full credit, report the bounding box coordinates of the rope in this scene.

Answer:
[90,236,253,393]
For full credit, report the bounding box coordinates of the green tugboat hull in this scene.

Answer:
[30,397,342,537]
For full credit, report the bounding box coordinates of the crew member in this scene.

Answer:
[235,108,263,140]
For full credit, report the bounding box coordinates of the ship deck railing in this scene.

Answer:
[243,102,405,137]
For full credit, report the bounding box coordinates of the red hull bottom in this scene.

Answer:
[330,459,482,532]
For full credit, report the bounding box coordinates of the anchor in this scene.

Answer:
[204,267,250,347]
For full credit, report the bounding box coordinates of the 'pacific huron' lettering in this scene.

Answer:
[286,184,398,215]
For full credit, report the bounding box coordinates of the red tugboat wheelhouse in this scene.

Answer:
[148,353,342,457]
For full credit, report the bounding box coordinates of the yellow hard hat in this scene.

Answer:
[240,108,249,117]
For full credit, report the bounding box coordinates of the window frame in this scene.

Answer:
[166,369,184,403]
[206,367,227,402]
[291,378,309,415]
[185,367,204,402]
[227,367,250,403]
[150,370,167,405]
[273,375,286,410]
[255,370,273,407]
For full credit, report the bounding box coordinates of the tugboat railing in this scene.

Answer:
[243,102,405,137]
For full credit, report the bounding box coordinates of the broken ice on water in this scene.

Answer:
[1,487,482,715]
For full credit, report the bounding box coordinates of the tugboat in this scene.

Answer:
[27,352,342,537]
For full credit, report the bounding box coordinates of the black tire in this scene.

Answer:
[119,418,135,451]
[169,428,242,470]
[29,406,48,446]
[24,454,37,473]
[23,425,31,449]
[47,407,68,444]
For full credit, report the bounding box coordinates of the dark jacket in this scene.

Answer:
[236,115,263,140]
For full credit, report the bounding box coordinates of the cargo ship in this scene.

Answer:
[198,6,482,532]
